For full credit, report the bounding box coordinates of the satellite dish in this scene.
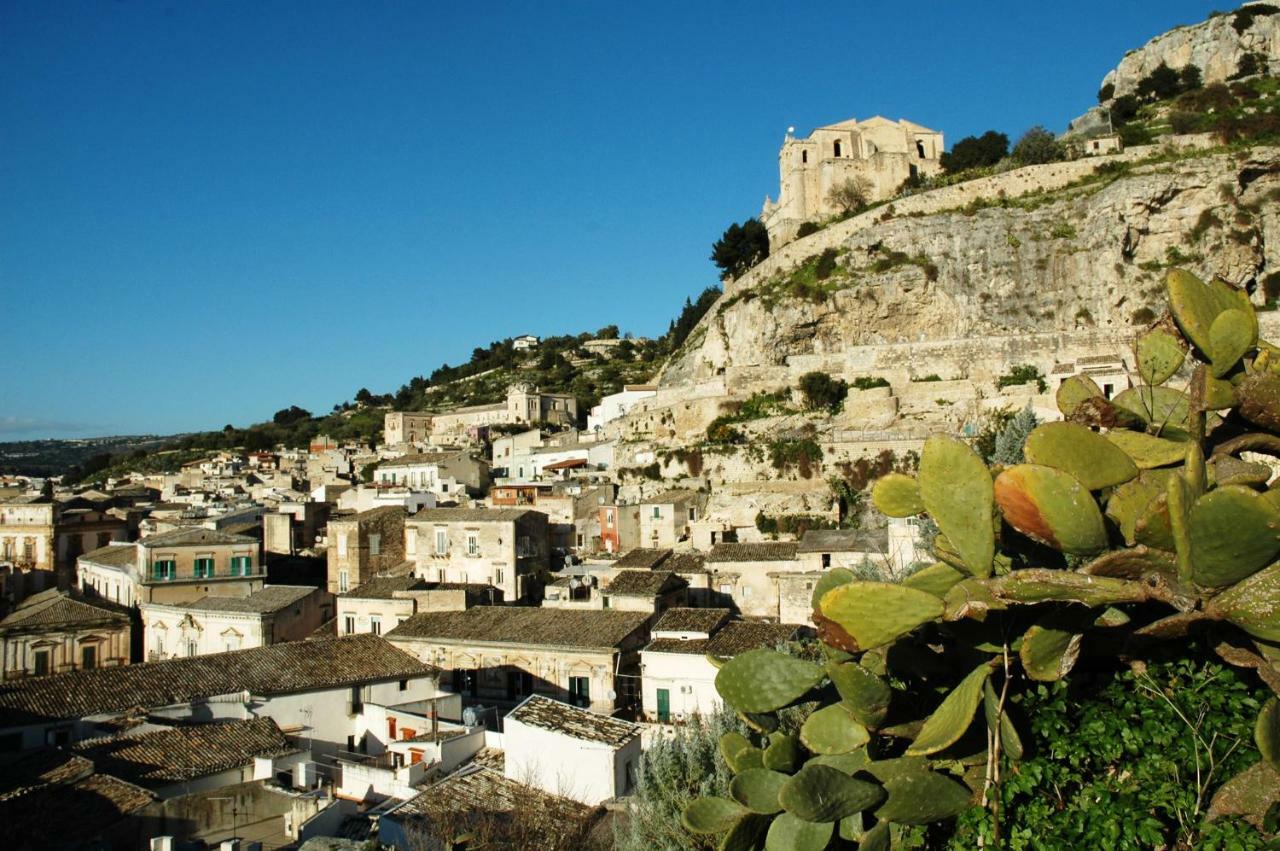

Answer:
[569,578,581,590]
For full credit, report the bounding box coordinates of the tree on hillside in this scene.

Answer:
[595,324,620,340]
[667,285,722,351]
[1109,94,1141,126]
[710,218,769,280]
[1136,62,1182,101]
[272,406,311,426]
[1179,64,1203,93]
[798,371,849,413]
[827,176,874,215]
[1011,126,1065,165]
[354,387,374,405]
[940,130,1008,173]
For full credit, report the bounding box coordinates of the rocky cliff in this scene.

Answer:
[660,146,1280,388]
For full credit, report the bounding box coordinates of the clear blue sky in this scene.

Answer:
[0,1,1223,440]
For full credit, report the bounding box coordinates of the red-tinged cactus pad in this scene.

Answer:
[1188,485,1280,587]
[994,464,1108,554]
[819,582,946,650]
[918,435,995,577]
[1023,421,1138,490]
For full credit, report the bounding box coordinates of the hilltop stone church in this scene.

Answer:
[760,115,944,248]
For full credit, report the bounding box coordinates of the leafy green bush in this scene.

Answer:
[940,130,1008,173]
[995,364,1047,393]
[1011,126,1065,165]
[851,376,891,391]
[796,221,821,239]
[1098,82,1115,103]
[767,437,823,478]
[798,372,849,413]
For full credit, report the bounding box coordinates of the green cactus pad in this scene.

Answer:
[1105,430,1188,469]
[729,768,789,814]
[720,731,751,766]
[1056,374,1103,417]
[873,767,974,825]
[733,747,765,772]
[763,732,800,773]
[1167,474,1194,584]
[857,821,891,851]
[778,763,885,822]
[715,648,825,714]
[1210,308,1254,377]
[1135,490,1176,551]
[1111,385,1220,436]
[1167,267,1231,355]
[800,702,870,754]
[738,711,779,734]
[983,679,1024,761]
[943,577,1007,621]
[1095,606,1132,627]
[1020,620,1083,682]
[1206,561,1280,641]
[765,812,834,851]
[718,813,770,851]
[1204,373,1237,409]
[839,812,864,841]
[1256,697,1280,772]
[827,661,892,729]
[1237,373,1280,432]
[1107,472,1171,545]
[1188,485,1280,587]
[1023,421,1138,490]
[871,472,925,517]
[811,567,855,610]
[906,662,990,756]
[682,796,747,834]
[809,749,871,775]
[902,562,967,597]
[994,464,1108,554]
[819,582,946,651]
[992,569,1152,606]
[1209,454,1272,487]
[1136,327,1186,386]
[919,434,995,577]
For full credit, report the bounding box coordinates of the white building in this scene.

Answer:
[639,609,798,723]
[586,385,658,432]
[503,694,642,805]
[138,584,330,660]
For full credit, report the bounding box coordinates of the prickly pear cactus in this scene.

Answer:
[681,269,1280,846]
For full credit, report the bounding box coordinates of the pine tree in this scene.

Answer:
[991,404,1039,465]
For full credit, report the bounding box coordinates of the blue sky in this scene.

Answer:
[0,1,1223,440]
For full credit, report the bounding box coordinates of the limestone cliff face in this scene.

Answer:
[661,148,1280,387]
[1105,7,1279,96]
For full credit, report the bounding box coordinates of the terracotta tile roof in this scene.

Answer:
[706,542,799,563]
[644,620,799,656]
[797,529,864,553]
[0,749,94,801]
[614,548,671,569]
[409,507,537,523]
[377,452,460,468]
[139,527,258,548]
[386,606,647,652]
[335,505,408,524]
[0,634,434,727]
[0,771,154,849]
[664,552,709,574]
[77,544,137,568]
[340,575,428,599]
[173,585,318,614]
[0,590,131,632]
[641,489,701,505]
[507,695,640,747]
[74,718,293,785]
[388,765,593,836]
[651,607,731,635]
[604,569,687,597]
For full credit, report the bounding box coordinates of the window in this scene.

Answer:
[186,640,198,657]
[569,676,590,707]
[152,560,176,581]
[369,534,381,556]
[344,615,356,634]
[370,616,382,636]
[194,557,214,578]
[606,510,614,527]
[435,529,447,554]
[719,583,732,596]
[33,649,50,677]
[652,507,661,519]
[406,529,417,556]
[917,140,927,158]
[399,678,408,692]
[625,758,636,792]
[81,645,97,670]
[801,150,808,164]
[467,534,478,557]
[230,556,252,576]
[494,568,504,586]
[338,570,350,593]
[833,140,842,157]
[821,554,832,569]
[689,507,697,522]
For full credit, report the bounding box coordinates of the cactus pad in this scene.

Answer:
[919,434,995,577]
[811,567,855,610]
[682,796,747,834]
[718,813,770,851]
[1188,485,1280,587]
[1105,430,1188,470]
[1056,374,1103,417]
[994,464,1108,554]
[906,662,990,756]
[992,569,1151,606]
[1237,373,1280,432]
[1107,472,1171,545]
[1167,267,1235,356]
[871,472,925,517]
[809,748,871,775]
[778,763,885,823]
[1210,308,1254,377]
[902,561,967,597]
[983,679,1024,760]
[1023,421,1138,490]
[800,702,870,754]
[765,812,834,851]
[1206,561,1280,641]
[729,768,789,814]
[827,661,891,728]
[1136,327,1186,386]
[1256,697,1280,772]
[819,582,946,650]
[857,821,891,851]
[1208,454,1271,488]
[873,767,974,825]
[715,648,825,713]
[1020,620,1083,681]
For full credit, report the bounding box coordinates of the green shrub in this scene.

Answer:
[1170,109,1204,134]
[1131,306,1158,325]
[996,363,1047,393]
[798,371,849,413]
[1011,126,1065,165]
[913,374,943,382]
[795,221,821,239]
[813,248,839,281]
[1098,82,1115,103]
[710,218,769,280]
[767,438,823,478]
[851,376,890,391]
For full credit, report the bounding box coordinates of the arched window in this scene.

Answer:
[833,140,842,157]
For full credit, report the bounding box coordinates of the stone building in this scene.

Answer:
[77,528,264,608]
[336,574,498,637]
[375,451,491,499]
[638,489,706,549]
[138,584,329,660]
[386,606,649,715]
[0,496,56,571]
[383,384,578,446]
[760,116,944,248]
[0,588,132,679]
[405,507,548,603]
[705,542,804,620]
[326,506,408,595]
